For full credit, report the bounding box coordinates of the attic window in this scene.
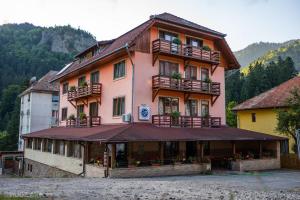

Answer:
[251,113,256,122]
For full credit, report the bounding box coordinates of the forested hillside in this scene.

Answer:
[0,23,96,150]
[234,42,282,67]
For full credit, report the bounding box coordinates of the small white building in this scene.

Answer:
[18,71,59,151]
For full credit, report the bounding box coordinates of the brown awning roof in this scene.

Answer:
[23,123,285,142]
[233,76,300,111]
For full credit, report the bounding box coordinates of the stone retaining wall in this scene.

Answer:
[109,163,211,178]
[231,158,280,171]
[85,164,105,177]
[24,158,77,178]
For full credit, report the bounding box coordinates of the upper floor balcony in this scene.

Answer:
[152,115,221,128]
[152,38,221,65]
[152,75,220,102]
[66,116,101,128]
[67,83,102,102]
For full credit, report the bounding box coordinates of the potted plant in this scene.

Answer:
[204,77,212,83]
[172,37,182,45]
[135,160,141,167]
[151,160,161,167]
[171,72,182,80]
[202,45,211,51]
[68,114,75,121]
[79,112,87,120]
[171,111,180,126]
[171,72,182,89]
[79,81,88,88]
[69,86,76,92]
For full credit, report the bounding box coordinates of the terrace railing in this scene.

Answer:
[68,83,102,101]
[152,115,221,128]
[152,38,220,64]
[152,75,220,96]
[66,116,101,128]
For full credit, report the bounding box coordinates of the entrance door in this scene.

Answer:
[186,141,197,162]
[164,141,179,164]
[116,143,128,168]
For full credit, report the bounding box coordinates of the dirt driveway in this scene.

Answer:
[1,170,300,199]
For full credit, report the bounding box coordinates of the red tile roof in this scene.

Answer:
[23,123,285,142]
[20,71,59,96]
[233,76,300,111]
[52,13,239,82]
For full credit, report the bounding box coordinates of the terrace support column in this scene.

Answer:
[276,141,280,159]
[160,142,164,164]
[259,141,263,158]
[51,141,54,154]
[111,144,116,168]
[179,141,186,161]
[40,139,44,152]
[127,142,132,165]
[64,141,68,157]
[232,141,236,155]
[197,142,203,162]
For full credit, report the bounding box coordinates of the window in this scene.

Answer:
[251,113,256,122]
[201,100,209,117]
[52,95,59,102]
[61,108,68,121]
[77,105,84,118]
[164,142,179,163]
[43,139,53,153]
[159,61,179,76]
[78,76,86,87]
[113,97,125,116]
[158,97,179,115]
[90,71,99,84]
[26,138,33,149]
[159,31,178,42]
[34,138,42,150]
[185,99,198,117]
[201,68,209,81]
[54,141,65,155]
[185,66,197,80]
[62,82,69,94]
[89,102,98,117]
[186,37,203,48]
[114,60,125,79]
[67,141,81,158]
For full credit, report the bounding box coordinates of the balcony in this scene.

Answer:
[152,75,220,103]
[67,83,102,102]
[152,115,221,128]
[66,116,101,128]
[152,39,220,66]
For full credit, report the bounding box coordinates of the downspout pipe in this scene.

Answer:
[125,43,135,123]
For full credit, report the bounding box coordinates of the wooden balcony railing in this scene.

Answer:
[67,83,102,101]
[152,75,220,96]
[152,115,221,128]
[152,39,220,64]
[66,116,101,128]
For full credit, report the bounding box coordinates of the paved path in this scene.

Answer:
[1,170,300,199]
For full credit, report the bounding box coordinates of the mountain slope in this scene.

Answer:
[234,42,282,67]
[248,39,300,71]
[0,23,96,94]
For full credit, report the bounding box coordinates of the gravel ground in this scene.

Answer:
[1,170,300,200]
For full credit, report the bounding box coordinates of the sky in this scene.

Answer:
[0,0,299,51]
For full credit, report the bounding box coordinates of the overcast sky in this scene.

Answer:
[0,0,299,51]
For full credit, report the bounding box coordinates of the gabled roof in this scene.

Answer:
[20,71,59,96]
[23,123,285,142]
[74,39,116,58]
[233,76,300,111]
[151,12,226,37]
[52,13,239,82]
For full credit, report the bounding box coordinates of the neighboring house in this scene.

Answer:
[18,71,59,151]
[233,76,300,153]
[22,13,284,178]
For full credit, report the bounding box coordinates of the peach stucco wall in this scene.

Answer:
[59,56,133,125]
[132,27,226,124]
[59,26,228,126]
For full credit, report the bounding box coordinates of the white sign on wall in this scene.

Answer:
[138,105,151,121]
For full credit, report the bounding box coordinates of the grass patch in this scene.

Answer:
[0,194,41,200]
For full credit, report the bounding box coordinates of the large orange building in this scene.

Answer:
[22,13,284,178]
